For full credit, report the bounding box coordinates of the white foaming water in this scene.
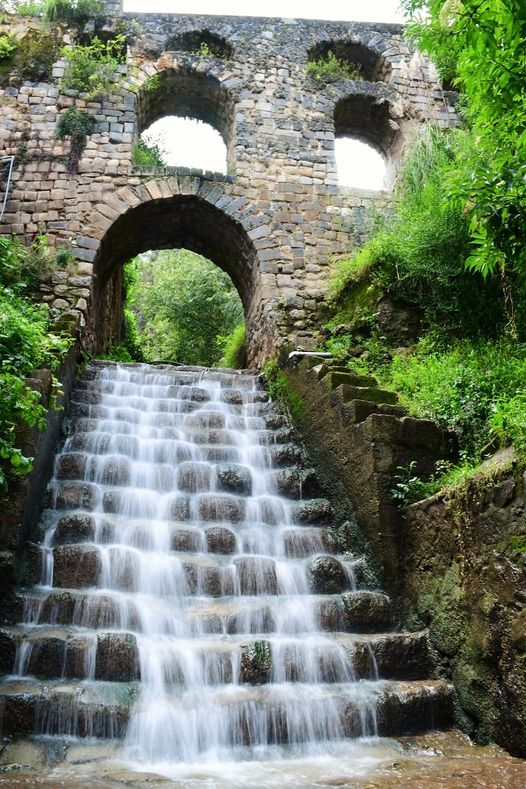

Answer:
[8,363,396,781]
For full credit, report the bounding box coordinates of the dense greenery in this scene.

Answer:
[331,129,512,336]
[45,0,103,24]
[403,0,526,286]
[125,250,245,367]
[326,119,526,475]
[0,237,71,492]
[61,34,126,98]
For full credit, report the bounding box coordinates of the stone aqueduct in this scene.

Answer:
[0,3,456,364]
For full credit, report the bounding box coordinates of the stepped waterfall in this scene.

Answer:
[0,363,454,785]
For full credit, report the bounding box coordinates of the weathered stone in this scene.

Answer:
[234,556,277,595]
[171,528,201,552]
[341,591,393,632]
[215,464,252,495]
[95,633,139,682]
[52,545,101,589]
[26,637,65,679]
[55,453,87,480]
[205,526,237,555]
[198,495,245,523]
[308,555,348,594]
[0,629,17,673]
[53,482,97,511]
[269,444,302,467]
[53,514,96,544]
[293,498,333,525]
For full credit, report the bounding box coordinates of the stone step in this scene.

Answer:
[30,544,359,597]
[69,401,278,423]
[77,367,259,391]
[63,433,283,467]
[55,452,272,498]
[72,381,270,406]
[49,483,305,522]
[2,589,393,635]
[0,628,432,685]
[313,367,379,389]
[44,515,334,559]
[0,677,454,741]
[325,380,399,406]
[0,678,135,739]
[336,397,407,425]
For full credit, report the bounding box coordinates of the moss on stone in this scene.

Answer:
[0,27,63,86]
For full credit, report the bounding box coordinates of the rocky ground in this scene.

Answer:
[1,731,526,788]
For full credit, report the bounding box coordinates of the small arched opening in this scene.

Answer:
[136,69,234,173]
[307,39,392,82]
[165,29,233,60]
[334,94,403,188]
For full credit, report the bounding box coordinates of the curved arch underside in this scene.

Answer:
[334,94,400,159]
[137,69,235,146]
[94,195,257,310]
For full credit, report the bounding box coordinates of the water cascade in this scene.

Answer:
[0,363,454,785]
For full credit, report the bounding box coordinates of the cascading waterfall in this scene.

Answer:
[0,362,453,785]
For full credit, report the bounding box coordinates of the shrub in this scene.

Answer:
[125,250,244,367]
[330,128,510,337]
[61,34,126,98]
[0,33,17,60]
[305,50,361,81]
[132,138,166,167]
[219,322,246,369]
[45,0,104,25]
[262,359,305,421]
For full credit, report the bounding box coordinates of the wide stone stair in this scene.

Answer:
[0,362,454,762]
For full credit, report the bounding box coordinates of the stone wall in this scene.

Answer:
[401,458,526,757]
[0,9,457,365]
[280,356,455,600]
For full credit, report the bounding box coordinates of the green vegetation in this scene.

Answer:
[56,107,95,173]
[305,50,361,81]
[124,250,244,368]
[45,0,103,24]
[403,0,526,286]
[219,322,246,369]
[325,119,526,481]
[61,34,126,98]
[194,41,211,57]
[131,138,166,167]
[262,360,305,421]
[0,236,71,493]
[0,33,17,60]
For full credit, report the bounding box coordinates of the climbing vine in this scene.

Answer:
[56,107,95,173]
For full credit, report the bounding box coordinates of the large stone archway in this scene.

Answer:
[90,190,269,365]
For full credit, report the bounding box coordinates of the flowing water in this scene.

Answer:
[0,363,454,785]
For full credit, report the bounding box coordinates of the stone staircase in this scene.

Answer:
[0,361,454,771]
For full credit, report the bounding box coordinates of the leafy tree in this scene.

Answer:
[403,0,526,289]
[126,250,244,367]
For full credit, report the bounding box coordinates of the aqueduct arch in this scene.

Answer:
[0,5,457,365]
[91,193,261,357]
